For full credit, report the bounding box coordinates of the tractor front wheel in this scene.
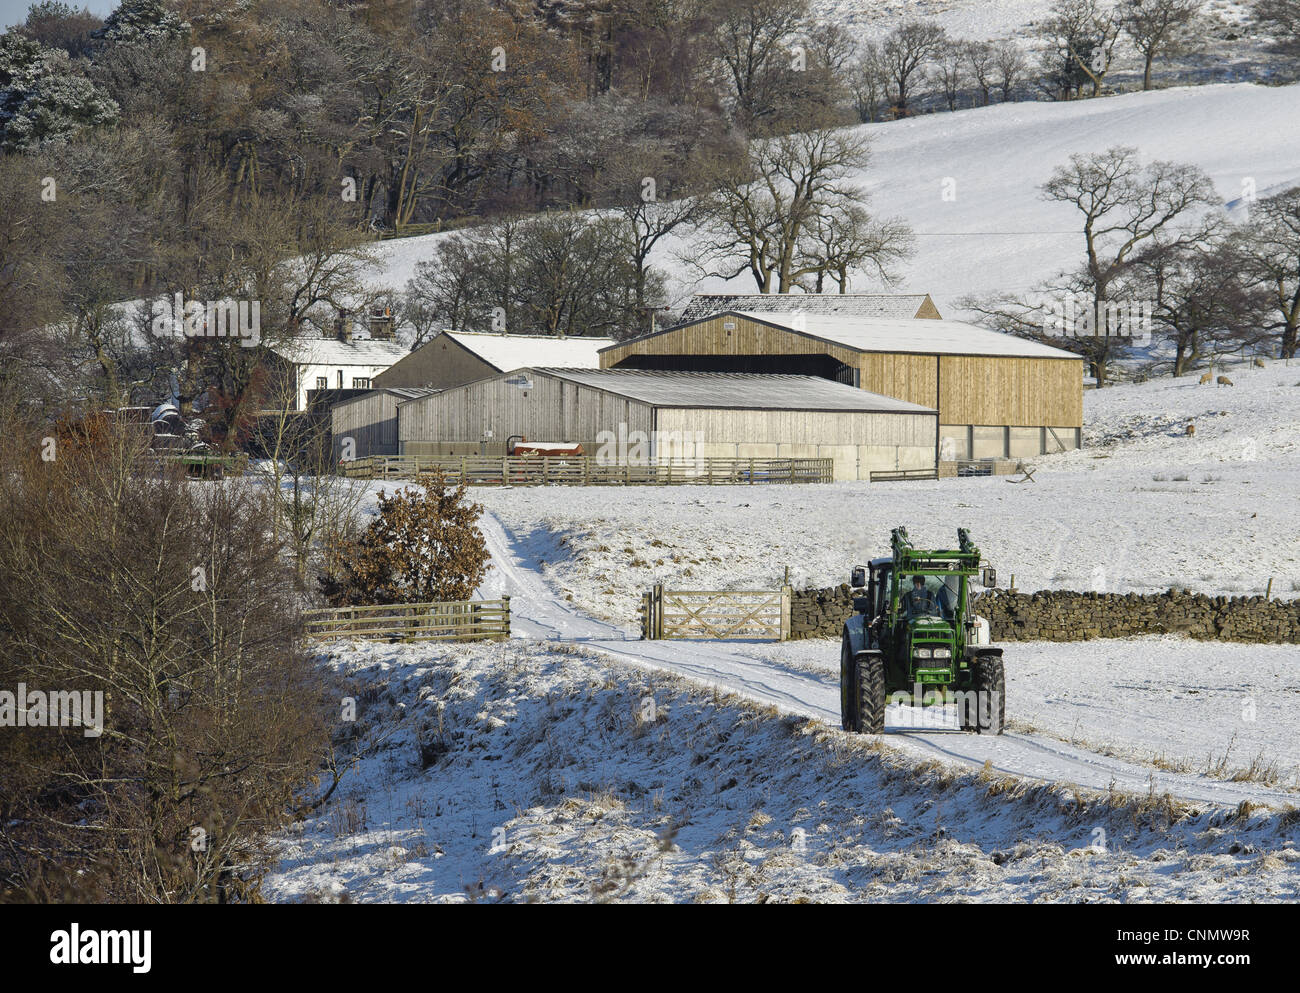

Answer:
[854,653,886,735]
[970,656,1006,735]
[840,636,858,731]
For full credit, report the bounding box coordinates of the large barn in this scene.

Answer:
[374,331,615,391]
[599,311,1084,460]
[396,368,938,480]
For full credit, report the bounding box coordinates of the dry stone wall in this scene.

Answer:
[790,587,1300,643]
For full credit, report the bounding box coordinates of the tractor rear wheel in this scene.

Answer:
[839,636,858,731]
[970,656,1006,735]
[854,653,886,734]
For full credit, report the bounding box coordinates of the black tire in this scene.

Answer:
[854,653,886,735]
[839,636,858,731]
[970,655,1006,735]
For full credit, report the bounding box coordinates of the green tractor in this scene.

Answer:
[840,527,1005,735]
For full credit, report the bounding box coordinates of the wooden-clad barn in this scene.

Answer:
[374,330,616,391]
[396,368,938,480]
[599,311,1084,460]
[331,387,436,460]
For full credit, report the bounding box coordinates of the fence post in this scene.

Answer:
[780,585,792,641]
[653,583,663,640]
[502,595,511,639]
[640,592,649,640]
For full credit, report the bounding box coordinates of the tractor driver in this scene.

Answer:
[902,575,940,618]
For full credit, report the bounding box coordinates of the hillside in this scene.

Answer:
[369,81,1300,321]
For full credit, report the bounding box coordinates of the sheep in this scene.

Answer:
[1186,422,1196,436]
[1199,371,1213,385]
[1217,375,1234,386]
[1254,357,1267,368]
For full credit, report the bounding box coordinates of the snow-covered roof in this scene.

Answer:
[681,293,940,322]
[733,312,1083,360]
[268,336,408,367]
[446,331,615,371]
[333,386,437,410]
[528,368,936,413]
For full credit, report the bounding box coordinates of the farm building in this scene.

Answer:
[396,367,938,480]
[599,311,1084,460]
[679,292,943,322]
[330,387,437,460]
[265,329,407,410]
[373,331,615,391]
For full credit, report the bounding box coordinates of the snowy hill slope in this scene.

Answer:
[368,82,1300,319]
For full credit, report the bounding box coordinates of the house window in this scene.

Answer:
[337,370,343,389]
[316,376,328,390]
[352,377,371,389]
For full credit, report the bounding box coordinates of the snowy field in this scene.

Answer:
[265,638,1300,903]
[365,82,1300,319]
[472,358,1300,627]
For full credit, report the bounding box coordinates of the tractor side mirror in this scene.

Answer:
[981,566,997,588]
[850,566,867,589]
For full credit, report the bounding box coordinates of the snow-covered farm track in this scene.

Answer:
[477,511,1300,811]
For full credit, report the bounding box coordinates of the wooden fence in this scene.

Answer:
[303,598,511,643]
[640,585,791,641]
[869,467,939,482]
[338,455,833,486]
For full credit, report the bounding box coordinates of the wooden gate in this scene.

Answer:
[640,585,790,641]
[303,598,511,643]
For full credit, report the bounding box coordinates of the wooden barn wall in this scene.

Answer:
[398,373,653,448]
[656,409,936,448]
[600,316,859,369]
[331,393,399,457]
[857,353,938,410]
[374,337,497,391]
[939,356,1083,427]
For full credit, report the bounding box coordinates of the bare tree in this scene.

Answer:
[1132,229,1269,375]
[880,20,949,117]
[694,129,909,294]
[848,41,888,122]
[710,0,810,130]
[994,39,1029,100]
[798,205,915,292]
[1121,0,1202,89]
[1233,187,1300,358]
[1038,0,1123,100]
[933,40,969,110]
[966,40,997,105]
[1040,145,1219,384]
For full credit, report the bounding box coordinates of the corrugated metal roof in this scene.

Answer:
[269,336,409,366]
[331,386,438,411]
[681,293,937,322]
[528,368,936,413]
[446,331,616,370]
[734,312,1083,360]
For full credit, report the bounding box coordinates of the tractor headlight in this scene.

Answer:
[932,648,952,659]
[914,648,932,659]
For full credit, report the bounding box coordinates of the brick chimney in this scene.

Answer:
[336,309,353,343]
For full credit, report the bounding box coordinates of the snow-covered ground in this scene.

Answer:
[365,82,1300,319]
[266,445,1300,900]
[472,358,1300,625]
[265,637,1300,904]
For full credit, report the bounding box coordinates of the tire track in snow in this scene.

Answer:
[480,511,1298,810]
